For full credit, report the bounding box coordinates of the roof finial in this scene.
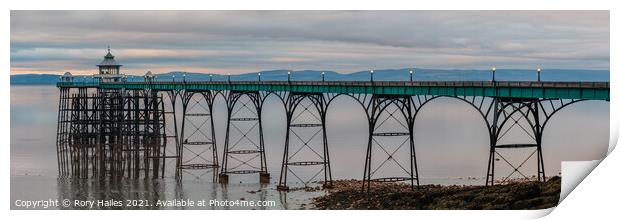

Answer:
[107,45,111,53]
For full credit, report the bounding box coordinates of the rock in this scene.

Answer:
[311,177,561,210]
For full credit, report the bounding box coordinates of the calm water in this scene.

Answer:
[10,85,609,209]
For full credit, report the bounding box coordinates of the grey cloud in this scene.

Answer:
[10,10,609,74]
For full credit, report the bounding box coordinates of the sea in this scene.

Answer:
[10,85,609,209]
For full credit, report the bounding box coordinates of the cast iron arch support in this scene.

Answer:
[485,97,543,186]
[362,94,418,193]
[404,95,552,186]
[277,92,332,190]
[161,90,181,179]
[219,91,269,184]
[178,90,219,181]
[485,98,604,186]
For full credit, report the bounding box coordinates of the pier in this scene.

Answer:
[55,50,610,192]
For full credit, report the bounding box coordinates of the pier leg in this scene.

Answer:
[59,88,168,179]
[486,97,545,186]
[278,92,332,190]
[221,91,269,183]
[56,87,72,177]
[218,173,229,184]
[260,173,270,183]
[361,95,419,193]
[178,91,220,180]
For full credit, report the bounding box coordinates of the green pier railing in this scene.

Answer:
[57,80,610,101]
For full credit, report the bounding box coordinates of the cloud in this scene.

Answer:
[10,10,609,75]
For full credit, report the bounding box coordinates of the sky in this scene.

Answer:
[10,10,610,75]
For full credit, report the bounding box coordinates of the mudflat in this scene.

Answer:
[311,176,561,210]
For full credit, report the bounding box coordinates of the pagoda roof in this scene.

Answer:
[97,48,122,67]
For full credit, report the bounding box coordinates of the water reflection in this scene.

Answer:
[56,178,167,210]
[258,183,268,210]
[174,179,187,210]
[278,191,289,210]
[219,182,230,210]
[49,174,324,210]
[12,85,610,209]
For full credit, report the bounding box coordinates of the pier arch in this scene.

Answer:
[412,96,491,185]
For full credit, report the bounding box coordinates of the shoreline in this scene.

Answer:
[310,176,561,210]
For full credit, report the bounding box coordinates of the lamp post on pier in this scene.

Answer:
[409,68,414,82]
[370,69,374,83]
[491,67,496,83]
[321,71,325,82]
[537,68,542,82]
[287,70,291,83]
[258,72,261,82]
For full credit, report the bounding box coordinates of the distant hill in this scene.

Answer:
[10,74,61,85]
[10,68,610,85]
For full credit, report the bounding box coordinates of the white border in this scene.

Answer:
[3,1,618,219]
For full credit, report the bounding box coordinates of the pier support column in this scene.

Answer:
[178,91,220,181]
[161,90,181,179]
[221,91,269,183]
[58,88,167,179]
[362,94,419,193]
[218,173,229,184]
[260,173,270,184]
[143,89,168,179]
[486,97,545,186]
[278,92,332,190]
[56,87,72,177]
